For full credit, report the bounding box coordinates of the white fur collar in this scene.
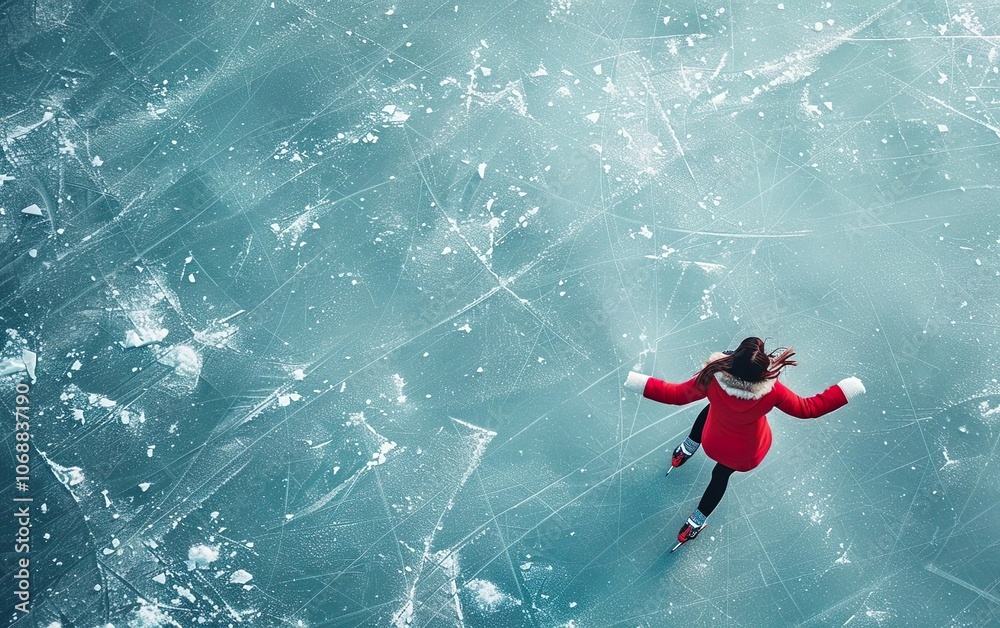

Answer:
[705,351,775,400]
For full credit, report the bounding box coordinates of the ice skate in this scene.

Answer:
[666,442,695,476]
[670,516,706,552]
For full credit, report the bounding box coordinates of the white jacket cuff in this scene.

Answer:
[625,371,650,392]
[838,376,866,401]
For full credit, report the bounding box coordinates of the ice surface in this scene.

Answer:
[1,0,999,626]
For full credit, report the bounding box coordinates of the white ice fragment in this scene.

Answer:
[824,101,833,110]
[480,66,491,76]
[938,124,949,132]
[478,163,486,178]
[71,360,82,371]
[0,358,27,377]
[121,327,169,348]
[593,64,602,75]
[813,22,823,31]
[777,3,784,8]
[382,104,397,115]
[152,573,167,584]
[139,482,151,492]
[28,249,37,257]
[441,246,452,254]
[585,112,600,123]
[292,368,306,380]
[89,394,116,408]
[22,350,36,382]
[91,155,104,167]
[188,273,196,283]
[366,440,397,468]
[530,64,548,76]
[21,204,43,216]
[186,544,219,570]
[47,460,85,487]
[0,174,14,186]
[230,569,253,584]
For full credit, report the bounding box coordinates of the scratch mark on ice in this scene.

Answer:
[925,563,1000,604]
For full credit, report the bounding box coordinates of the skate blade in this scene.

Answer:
[665,466,673,476]
[670,540,683,553]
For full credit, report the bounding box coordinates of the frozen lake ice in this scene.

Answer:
[1,0,999,625]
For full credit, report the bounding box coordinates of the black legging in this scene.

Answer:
[688,404,738,517]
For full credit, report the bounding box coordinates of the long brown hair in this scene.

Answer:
[694,337,797,389]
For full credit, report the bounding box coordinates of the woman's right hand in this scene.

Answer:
[837,376,866,400]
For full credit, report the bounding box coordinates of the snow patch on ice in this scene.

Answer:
[186,544,219,570]
[393,373,407,403]
[465,578,519,610]
[128,600,179,627]
[157,345,202,380]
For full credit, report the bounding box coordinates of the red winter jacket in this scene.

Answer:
[634,352,851,471]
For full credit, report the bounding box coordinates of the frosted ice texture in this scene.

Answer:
[1,1,998,626]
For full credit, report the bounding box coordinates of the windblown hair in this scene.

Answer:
[694,337,797,389]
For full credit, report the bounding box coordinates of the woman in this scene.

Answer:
[623,337,866,551]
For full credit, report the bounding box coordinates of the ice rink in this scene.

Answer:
[1,0,998,625]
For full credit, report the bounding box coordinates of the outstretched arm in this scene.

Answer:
[774,377,865,419]
[624,372,707,405]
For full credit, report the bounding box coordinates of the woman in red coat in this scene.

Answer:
[623,337,866,551]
